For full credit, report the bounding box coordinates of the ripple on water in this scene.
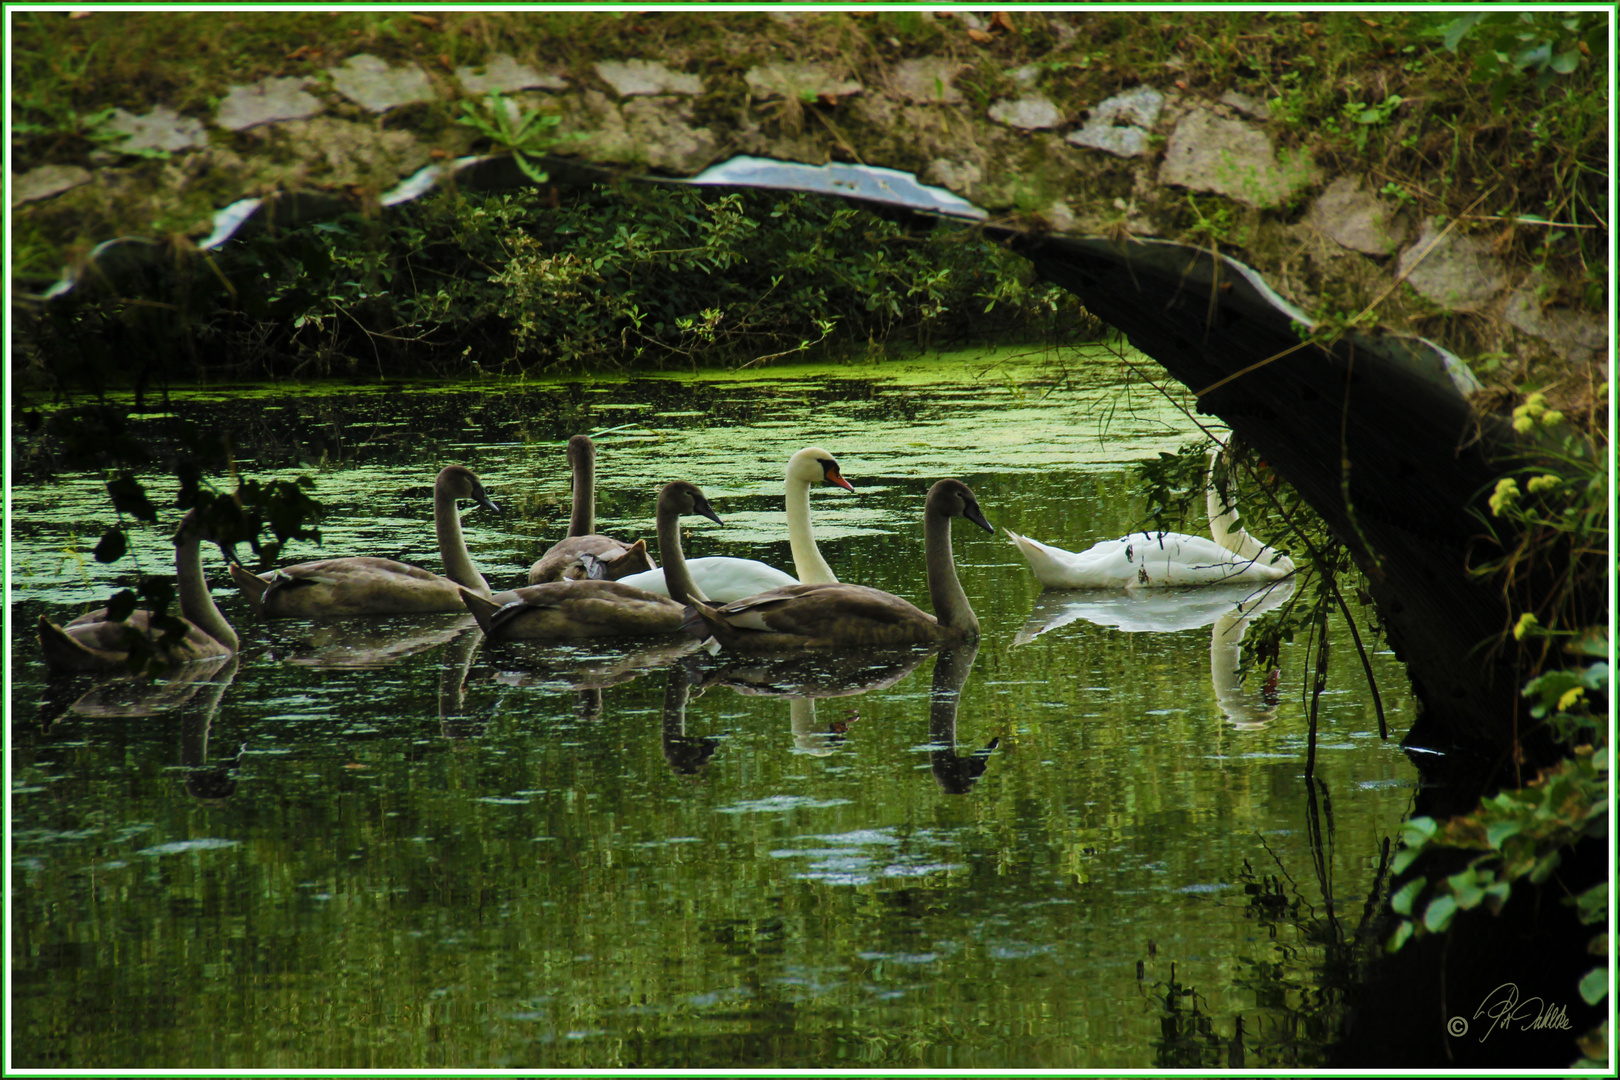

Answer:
[136,839,240,857]
[714,795,852,814]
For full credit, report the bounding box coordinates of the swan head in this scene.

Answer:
[437,464,502,515]
[927,479,994,534]
[659,481,724,527]
[566,434,595,471]
[787,446,855,492]
[172,499,257,562]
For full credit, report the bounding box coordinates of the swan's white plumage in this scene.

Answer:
[1008,434,1295,590]
[1005,528,1291,589]
[615,556,798,603]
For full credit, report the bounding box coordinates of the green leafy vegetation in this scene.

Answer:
[455,91,571,184]
[1383,639,1608,1066]
[1472,393,1610,667]
[18,184,1096,385]
[1383,388,1608,1067]
[1438,11,1607,108]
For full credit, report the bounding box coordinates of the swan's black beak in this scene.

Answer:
[474,490,501,515]
[965,500,994,535]
[693,493,723,527]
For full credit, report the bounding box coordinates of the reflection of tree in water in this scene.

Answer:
[1142,779,1394,1067]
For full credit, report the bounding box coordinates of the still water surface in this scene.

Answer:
[10,347,1416,1068]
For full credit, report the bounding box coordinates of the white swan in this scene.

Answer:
[1006,435,1295,589]
[611,446,853,603]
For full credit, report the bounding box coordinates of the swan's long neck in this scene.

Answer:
[786,474,837,584]
[1211,446,1296,566]
[925,507,977,635]
[437,484,492,597]
[1205,447,1242,554]
[570,444,595,537]
[175,532,238,652]
[1205,447,1278,564]
[657,500,706,604]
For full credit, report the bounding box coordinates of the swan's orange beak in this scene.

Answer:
[824,465,855,492]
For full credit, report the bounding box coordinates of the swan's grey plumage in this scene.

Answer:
[683,479,992,652]
[527,434,656,584]
[229,464,500,617]
[39,507,239,672]
[464,480,720,640]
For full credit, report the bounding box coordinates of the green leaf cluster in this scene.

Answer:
[1437,11,1606,110]
[184,184,1096,378]
[455,92,571,185]
[1472,397,1609,674]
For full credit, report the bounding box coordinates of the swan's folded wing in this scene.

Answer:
[487,581,681,636]
[713,584,932,637]
[275,557,444,587]
[530,535,653,584]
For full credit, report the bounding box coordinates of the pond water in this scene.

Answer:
[9,345,1419,1069]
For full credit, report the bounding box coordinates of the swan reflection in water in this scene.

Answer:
[264,613,479,670]
[1015,579,1294,729]
[689,645,936,757]
[39,650,237,728]
[176,655,247,801]
[675,643,998,792]
[39,654,246,801]
[925,643,998,794]
[450,634,704,733]
[660,666,720,775]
